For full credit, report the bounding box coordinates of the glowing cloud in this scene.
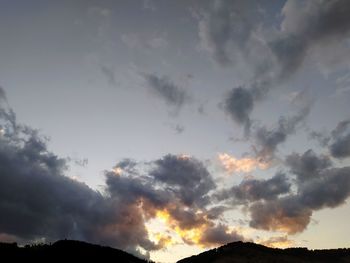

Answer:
[261,236,294,248]
[149,207,244,248]
[218,153,269,173]
[177,154,191,160]
[112,166,123,176]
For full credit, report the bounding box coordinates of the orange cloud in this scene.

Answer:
[177,154,191,160]
[218,153,269,173]
[111,166,123,176]
[154,233,177,247]
[148,207,243,249]
[261,236,294,248]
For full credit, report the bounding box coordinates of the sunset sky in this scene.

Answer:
[1,0,350,262]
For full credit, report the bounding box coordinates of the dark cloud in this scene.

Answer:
[0,97,225,252]
[223,87,254,134]
[105,171,169,208]
[286,150,332,183]
[165,205,210,230]
[249,197,312,234]
[198,0,273,131]
[150,154,216,207]
[298,167,350,209]
[0,107,224,254]
[143,73,189,109]
[248,150,350,234]
[113,158,139,176]
[222,81,271,135]
[197,0,261,66]
[218,173,291,203]
[254,105,311,160]
[272,0,350,78]
[0,91,223,254]
[329,120,350,158]
[0,97,162,256]
[205,0,350,129]
[198,224,245,247]
[309,120,350,159]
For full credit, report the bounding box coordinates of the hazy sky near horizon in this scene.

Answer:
[1,0,350,262]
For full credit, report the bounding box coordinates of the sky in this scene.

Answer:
[0,0,350,262]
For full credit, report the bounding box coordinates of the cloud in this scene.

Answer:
[150,154,216,207]
[0,114,226,253]
[218,153,269,174]
[0,89,234,253]
[143,73,190,110]
[0,89,206,255]
[205,0,350,130]
[223,87,254,132]
[248,150,350,234]
[106,154,247,249]
[254,105,311,161]
[309,119,350,159]
[222,80,273,135]
[198,224,245,247]
[273,0,350,78]
[0,95,163,256]
[249,197,313,234]
[151,206,244,248]
[217,173,291,203]
[329,120,350,158]
[0,87,233,256]
[197,0,262,67]
[285,150,332,183]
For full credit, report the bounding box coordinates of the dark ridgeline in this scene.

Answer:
[177,241,350,263]
[0,240,152,262]
[1,240,350,262]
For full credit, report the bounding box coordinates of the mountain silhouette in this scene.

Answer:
[177,241,350,263]
[0,240,151,262]
[1,240,350,262]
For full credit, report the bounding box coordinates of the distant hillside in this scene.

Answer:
[0,240,151,262]
[177,241,350,263]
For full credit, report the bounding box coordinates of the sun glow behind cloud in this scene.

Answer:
[112,166,123,176]
[153,208,206,247]
[261,236,295,248]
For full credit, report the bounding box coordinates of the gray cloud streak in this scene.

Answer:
[143,73,189,109]
[217,173,291,203]
[329,120,350,158]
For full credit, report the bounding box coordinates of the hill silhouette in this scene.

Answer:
[1,240,350,262]
[177,241,350,263]
[0,240,151,262]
